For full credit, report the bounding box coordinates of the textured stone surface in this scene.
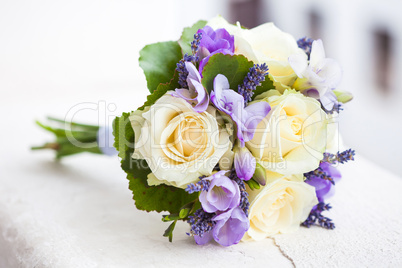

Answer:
[1,104,401,267]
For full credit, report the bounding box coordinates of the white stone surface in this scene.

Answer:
[1,99,401,267]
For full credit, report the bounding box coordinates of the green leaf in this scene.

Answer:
[163,220,177,243]
[201,54,253,93]
[112,112,135,160]
[139,41,182,93]
[112,112,198,213]
[178,20,207,55]
[137,72,179,111]
[333,90,353,104]
[251,75,275,101]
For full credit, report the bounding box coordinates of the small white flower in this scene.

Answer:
[289,39,342,110]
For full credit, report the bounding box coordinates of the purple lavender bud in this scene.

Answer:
[234,145,256,181]
[212,207,249,247]
[199,170,241,213]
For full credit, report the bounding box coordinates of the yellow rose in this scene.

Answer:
[246,90,330,175]
[130,93,233,188]
[207,16,306,89]
[243,174,317,241]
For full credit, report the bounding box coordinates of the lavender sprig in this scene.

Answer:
[302,202,335,229]
[191,32,202,56]
[297,37,314,59]
[176,32,203,88]
[187,209,216,237]
[185,176,210,194]
[229,170,250,216]
[238,63,269,104]
[322,149,355,165]
[304,166,335,185]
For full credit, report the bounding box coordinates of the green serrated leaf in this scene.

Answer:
[138,72,179,111]
[201,54,254,93]
[139,41,182,93]
[178,20,207,55]
[112,112,134,160]
[112,112,198,214]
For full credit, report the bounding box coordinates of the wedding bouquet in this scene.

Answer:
[34,16,355,247]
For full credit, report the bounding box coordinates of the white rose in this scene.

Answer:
[243,174,317,241]
[207,16,306,89]
[130,93,232,188]
[246,90,330,175]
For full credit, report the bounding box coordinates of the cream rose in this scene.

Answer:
[246,90,330,175]
[130,93,233,188]
[243,174,317,241]
[207,16,306,89]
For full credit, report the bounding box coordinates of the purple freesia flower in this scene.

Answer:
[234,145,256,181]
[193,207,249,247]
[212,207,249,247]
[199,170,240,213]
[194,231,213,245]
[172,62,209,112]
[306,162,341,202]
[197,26,234,72]
[211,74,271,146]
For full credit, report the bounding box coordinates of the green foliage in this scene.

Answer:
[201,54,254,93]
[137,72,179,111]
[112,112,198,214]
[163,221,177,243]
[31,117,102,159]
[251,75,275,100]
[245,178,261,190]
[178,20,207,55]
[139,41,182,93]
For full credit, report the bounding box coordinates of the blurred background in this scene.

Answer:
[1,0,401,176]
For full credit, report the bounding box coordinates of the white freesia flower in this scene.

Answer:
[289,39,342,110]
[243,174,318,241]
[207,16,306,89]
[130,93,232,188]
[247,90,331,175]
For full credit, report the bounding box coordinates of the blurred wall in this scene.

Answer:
[229,0,402,176]
[1,0,401,176]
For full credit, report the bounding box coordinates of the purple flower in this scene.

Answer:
[194,231,213,245]
[199,170,240,213]
[234,145,256,181]
[172,62,209,112]
[212,207,249,247]
[306,162,341,202]
[210,74,271,146]
[197,26,234,72]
